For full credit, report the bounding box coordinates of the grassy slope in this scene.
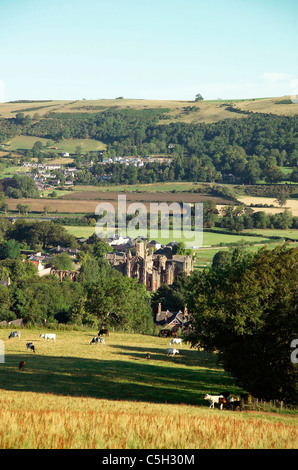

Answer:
[1,96,297,122]
[0,328,296,449]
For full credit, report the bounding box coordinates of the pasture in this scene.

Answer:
[61,224,273,247]
[0,328,297,449]
[1,96,296,124]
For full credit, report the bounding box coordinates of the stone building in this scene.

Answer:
[106,241,193,292]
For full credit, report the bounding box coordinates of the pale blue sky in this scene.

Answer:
[0,0,297,101]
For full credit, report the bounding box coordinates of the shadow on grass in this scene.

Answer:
[111,344,222,369]
[0,352,237,407]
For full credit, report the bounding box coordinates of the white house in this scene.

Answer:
[106,234,132,246]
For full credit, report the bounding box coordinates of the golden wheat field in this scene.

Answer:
[0,328,297,449]
[0,391,297,449]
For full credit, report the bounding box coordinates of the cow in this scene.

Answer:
[18,361,26,370]
[169,338,182,346]
[90,336,105,345]
[218,396,228,410]
[166,348,179,357]
[26,342,36,353]
[159,330,171,338]
[40,333,56,342]
[8,331,21,340]
[145,353,151,360]
[229,398,242,412]
[204,394,224,409]
[98,328,109,337]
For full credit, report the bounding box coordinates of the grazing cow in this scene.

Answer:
[166,348,179,357]
[218,396,228,410]
[26,342,36,353]
[40,333,56,342]
[159,330,171,338]
[18,361,26,370]
[204,394,224,409]
[169,338,182,346]
[98,328,109,337]
[90,336,105,345]
[229,399,242,412]
[8,331,21,340]
[145,353,151,360]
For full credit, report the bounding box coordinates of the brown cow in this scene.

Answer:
[158,330,171,337]
[98,328,109,337]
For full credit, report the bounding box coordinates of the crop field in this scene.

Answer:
[237,196,298,217]
[60,190,234,205]
[0,328,296,449]
[6,190,235,216]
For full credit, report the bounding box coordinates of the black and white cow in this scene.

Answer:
[90,336,105,345]
[26,342,36,353]
[8,331,21,340]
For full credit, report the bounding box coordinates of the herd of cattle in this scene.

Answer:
[7,328,242,410]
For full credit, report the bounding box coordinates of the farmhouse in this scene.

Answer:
[107,240,193,292]
[155,303,192,331]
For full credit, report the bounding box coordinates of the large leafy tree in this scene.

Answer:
[85,272,153,332]
[187,245,298,404]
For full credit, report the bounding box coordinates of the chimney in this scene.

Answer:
[158,303,161,315]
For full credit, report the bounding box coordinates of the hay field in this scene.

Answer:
[235,96,298,116]
[0,328,296,449]
[1,96,296,124]
[6,198,98,214]
[237,196,298,217]
[0,100,70,118]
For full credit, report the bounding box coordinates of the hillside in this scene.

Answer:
[1,95,297,124]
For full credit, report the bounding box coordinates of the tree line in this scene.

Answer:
[1,109,297,185]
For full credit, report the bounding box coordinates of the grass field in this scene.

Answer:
[61,225,273,247]
[4,135,54,150]
[0,328,296,449]
[4,135,106,154]
[193,242,298,269]
[49,138,106,153]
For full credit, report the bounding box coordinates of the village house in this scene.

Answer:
[154,303,193,333]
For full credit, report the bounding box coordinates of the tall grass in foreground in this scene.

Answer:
[0,391,297,449]
[0,329,297,449]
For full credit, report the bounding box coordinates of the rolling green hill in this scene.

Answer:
[1,95,297,124]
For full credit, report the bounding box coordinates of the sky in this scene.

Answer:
[0,0,297,102]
